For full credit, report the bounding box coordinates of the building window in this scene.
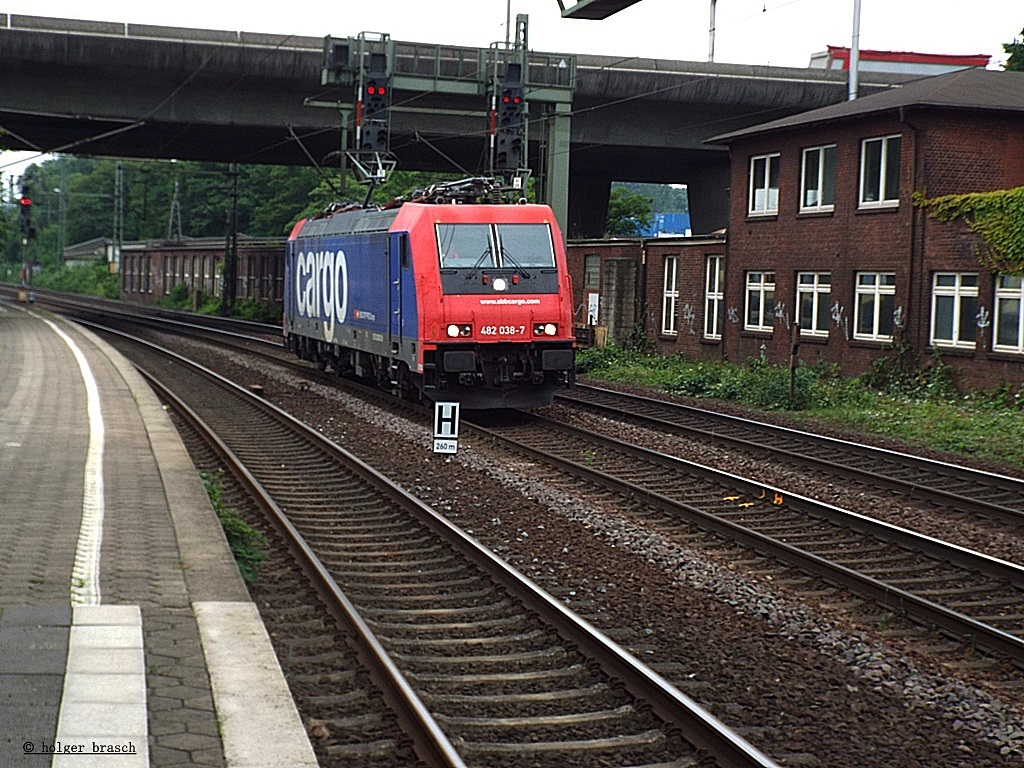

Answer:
[661,255,679,335]
[704,255,725,340]
[859,135,901,208]
[854,271,896,341]
[745,271,775,332]
[748,153,780,215]
[931,273,978,349]
[584,254,600,292]
[796,271,831,337]
[801,145,836,211]
[994,275,1024,353]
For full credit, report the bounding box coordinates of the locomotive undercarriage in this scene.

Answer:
[428,342,574,409]
[286,333,574,409]
[286,333,422,402]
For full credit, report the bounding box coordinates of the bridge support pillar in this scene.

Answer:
[683,159,731,235]
[567,173,611,239]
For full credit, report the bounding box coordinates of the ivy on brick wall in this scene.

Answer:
[913,186,1024,276]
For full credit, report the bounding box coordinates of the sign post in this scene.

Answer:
[433,402,460,454]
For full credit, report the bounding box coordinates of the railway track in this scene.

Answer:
[19,292,1022,761]
[50,296,1024,666]
[468,411,1024,668]
[98,324,779,768]
[557,384,1024,526]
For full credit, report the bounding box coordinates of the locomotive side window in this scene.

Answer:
[399,233,410,269]
[437,224,495,269]
[495,224,555,268]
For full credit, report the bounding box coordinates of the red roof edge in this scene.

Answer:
[825,45,990,69]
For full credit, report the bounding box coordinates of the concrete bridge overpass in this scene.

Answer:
[0,14,908,236]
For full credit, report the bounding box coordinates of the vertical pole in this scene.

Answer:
[58,164,67,262]
[789,323,801,408]
[222,164,239,315]
[112,160,124,273]
[505,0,511,49]
[849,0,861,101]
[708,0,717,62]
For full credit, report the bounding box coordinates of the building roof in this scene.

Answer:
[707,68,1024,144]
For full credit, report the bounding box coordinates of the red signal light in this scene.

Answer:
[20,197,31,206]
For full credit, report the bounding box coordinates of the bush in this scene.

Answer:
[665,359,814,410]
[32,262,119,299]
[233,298,282,324]
[860,343,957,403]
[575,345,1024,466]
[160,282,191,308]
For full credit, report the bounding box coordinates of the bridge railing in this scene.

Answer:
[393,40,576,91]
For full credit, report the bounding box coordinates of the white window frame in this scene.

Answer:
[930,272,978,349]
[994,275,1024,353]
[748,153,780,216]
[853,271,896,341]
[859,134,901,209]
[704,255,725,340]
[745,271,775,332]
[661,255,679,335]
[796,271,831,337]
[800,145,836,212]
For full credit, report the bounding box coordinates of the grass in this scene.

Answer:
[576,344,1024,470]
[200,470,267,583]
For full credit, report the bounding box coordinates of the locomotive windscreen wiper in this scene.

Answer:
[464,246,494,280]
[498,245,531,279]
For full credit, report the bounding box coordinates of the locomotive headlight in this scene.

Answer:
[534,322,558,336]
[492,277,508,292]
[447,324,461,338]
[448,324,472,338]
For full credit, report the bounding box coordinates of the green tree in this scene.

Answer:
[1005,27,1024,71]
[605,186,653,236]
[614,181,689,213]
[2,154,468,268]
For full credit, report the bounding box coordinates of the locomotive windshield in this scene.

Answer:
[437,224,493,268]
[436,223,556,270]
[494,224,556,268]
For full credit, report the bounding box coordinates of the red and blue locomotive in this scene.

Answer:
[284,180,576,409]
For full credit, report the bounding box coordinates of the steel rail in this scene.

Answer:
[136,368,468,768]
[466,412,1024,666]
[558,384,1024,524]
[97,324,781,768]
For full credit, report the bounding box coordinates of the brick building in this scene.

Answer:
[703,67,1024,390]
[566,236,727,359]
[120,237,286,307]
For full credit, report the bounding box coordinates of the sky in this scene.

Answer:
[2,0,1022,181]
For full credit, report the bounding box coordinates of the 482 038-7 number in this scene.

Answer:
[480,325,526,336]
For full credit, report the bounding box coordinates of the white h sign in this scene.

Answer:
[433,401,460,454]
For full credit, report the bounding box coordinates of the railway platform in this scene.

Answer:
[0,300,317,767]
